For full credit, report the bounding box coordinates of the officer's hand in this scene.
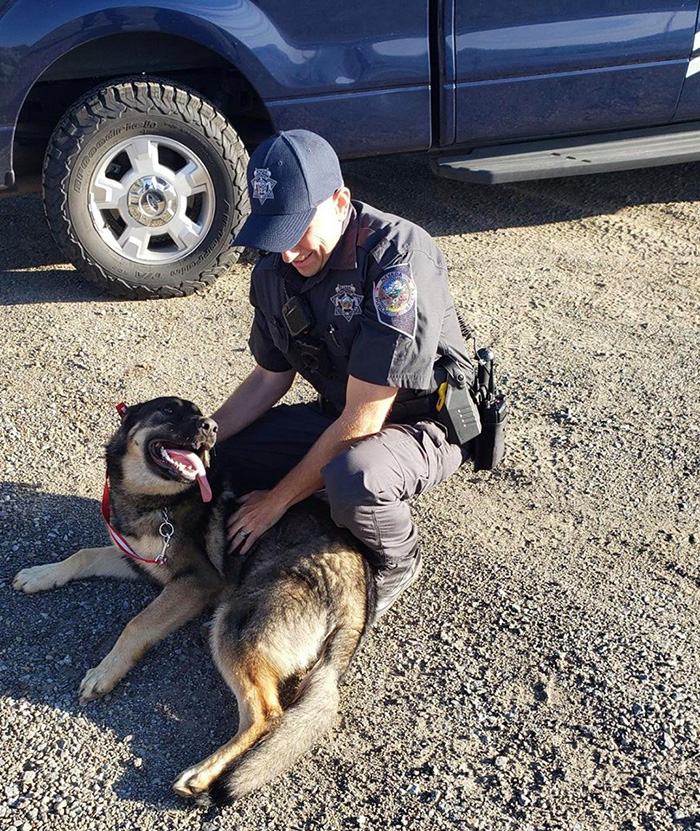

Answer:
[227,490,287,556]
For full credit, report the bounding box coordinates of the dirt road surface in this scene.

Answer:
[1,154,698,831]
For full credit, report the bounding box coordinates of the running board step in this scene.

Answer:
[432,122,700,184]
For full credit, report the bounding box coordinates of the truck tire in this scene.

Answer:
[43,77,250,299]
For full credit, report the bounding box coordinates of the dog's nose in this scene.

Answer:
[197,418,218,434]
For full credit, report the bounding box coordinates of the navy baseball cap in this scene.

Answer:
[233,130,343,253]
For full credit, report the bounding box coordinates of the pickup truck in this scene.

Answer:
[2,1,700,298]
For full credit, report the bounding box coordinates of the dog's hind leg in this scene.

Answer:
[173,658,282,799]
[13,546,136,594]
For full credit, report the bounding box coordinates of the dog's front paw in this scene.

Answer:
[79,655,125,702]
[13,563,64,593]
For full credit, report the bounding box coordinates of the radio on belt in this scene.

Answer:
[434,356,482,446]
[433,346,507,470]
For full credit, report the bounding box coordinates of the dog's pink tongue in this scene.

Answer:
[166,449,212,503]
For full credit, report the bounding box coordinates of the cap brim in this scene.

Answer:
[233,207,315,253]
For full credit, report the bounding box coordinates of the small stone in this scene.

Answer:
[494,756,508,770]
[662,733,675,750]
[133,758,143,768]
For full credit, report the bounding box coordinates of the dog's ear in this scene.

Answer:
[118,402,145,431]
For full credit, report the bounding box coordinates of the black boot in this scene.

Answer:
[374,548,423,620]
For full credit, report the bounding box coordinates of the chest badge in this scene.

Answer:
[331,284,363,322]
[251,168,277,204]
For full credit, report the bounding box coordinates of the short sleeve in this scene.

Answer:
[347,250,447,391]
[247,270,292,373]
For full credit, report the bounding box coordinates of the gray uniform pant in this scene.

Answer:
[216,403,467,569]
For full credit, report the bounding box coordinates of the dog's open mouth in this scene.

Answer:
[148,441,212,502]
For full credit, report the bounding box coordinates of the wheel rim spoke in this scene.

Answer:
[172,161,210,197]
[91,175,128,211]
[125,137,162,177]
[168,214,203,251]
[117,225,153,259]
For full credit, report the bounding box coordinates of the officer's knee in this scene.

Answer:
[323,437,402,526]
[323,448,363,511]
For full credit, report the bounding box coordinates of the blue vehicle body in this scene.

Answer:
[3,0,700,191]
[450,1,699,143]
[0,0,434,188]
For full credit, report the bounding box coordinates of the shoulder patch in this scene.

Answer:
[373,263,417,339]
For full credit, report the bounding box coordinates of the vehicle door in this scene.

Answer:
[674,13,700,118]
[253,0,432,155]
[444,0,699,147]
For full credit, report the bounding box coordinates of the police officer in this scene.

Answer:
[213,129,474,619]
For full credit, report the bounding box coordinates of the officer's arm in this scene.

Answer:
[340,375,399,436]
[267,375,398,508]
[212,364,296,442]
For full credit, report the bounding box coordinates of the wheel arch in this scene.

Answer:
[11,15,273,188]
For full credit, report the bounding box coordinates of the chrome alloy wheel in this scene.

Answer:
[88,135,216,264]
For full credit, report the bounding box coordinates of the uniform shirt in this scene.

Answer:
[248,200,472,414]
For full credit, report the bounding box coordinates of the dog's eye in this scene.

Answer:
[161,406,174,415]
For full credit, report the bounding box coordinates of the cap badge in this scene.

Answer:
[331,284,363,322]
[251,168,277,204]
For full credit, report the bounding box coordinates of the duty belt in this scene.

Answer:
[317,392,438,423]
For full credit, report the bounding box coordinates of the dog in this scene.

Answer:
[13,396,374,804]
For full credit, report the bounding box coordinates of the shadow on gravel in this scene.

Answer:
[0,266,108,306]
[344,154,700,239]
[1,481,237,809]
[0,193,111,306]
[0,193,55,269]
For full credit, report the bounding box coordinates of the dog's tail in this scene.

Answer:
[207,637,346,805]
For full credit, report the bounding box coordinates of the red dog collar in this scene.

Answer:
[101,479,167,566]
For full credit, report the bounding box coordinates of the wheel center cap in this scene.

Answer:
[128,176,177,227]
[143,190,165,216]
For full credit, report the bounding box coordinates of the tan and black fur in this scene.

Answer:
[13,396,374,804]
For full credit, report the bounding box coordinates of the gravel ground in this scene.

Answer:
[1,153,699,831]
